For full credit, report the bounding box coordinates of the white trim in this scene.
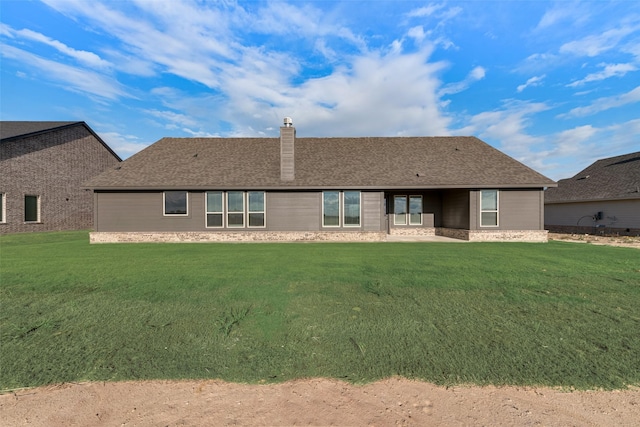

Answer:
[343,191,361,227]
[0,193,5,224]
[409,195,423,226]
[163,191,189,216]
[322,191,341,228]
[247,191,266,228]
[393,195,407,225]
[226,191,245,228]
[480,189,499,227]
[205,191,224,228]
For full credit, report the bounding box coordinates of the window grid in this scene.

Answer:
[205,191,266,229]
[323,191,361,228]
[480,190,499,227]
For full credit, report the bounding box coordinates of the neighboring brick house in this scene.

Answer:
[545,152,640,236]
[85,118,556,243]
[0,121,121,234]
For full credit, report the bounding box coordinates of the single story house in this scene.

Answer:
[85,118,555,243]
[0,121,121,234]
[545,151,640,236]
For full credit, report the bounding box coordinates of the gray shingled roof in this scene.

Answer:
[0,121,81,140]
[85,135,555,190]
[545,152,640,203]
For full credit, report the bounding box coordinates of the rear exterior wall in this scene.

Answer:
[0,126,120,233]
[94,191,386,233]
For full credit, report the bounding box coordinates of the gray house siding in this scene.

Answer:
[468,189,543,231]
[442,189,469,229]
[266,192,319,231]
[1,124,120,234]
[545,199,640,235]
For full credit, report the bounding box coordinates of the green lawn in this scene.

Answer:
[1,231,639,391]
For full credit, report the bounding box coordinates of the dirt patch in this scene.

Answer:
[2,378,639,426]
[548,232,640,249]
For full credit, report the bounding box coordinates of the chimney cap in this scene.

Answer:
[283,117,293,127]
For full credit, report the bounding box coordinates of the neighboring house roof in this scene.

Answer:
[545,151,640,204]
[85,135,555,190]
[0,121,122,161]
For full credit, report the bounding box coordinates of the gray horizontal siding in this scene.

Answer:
[266,192,320,231]
[545,199,640,229]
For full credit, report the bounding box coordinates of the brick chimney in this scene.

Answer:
[280,117,295,181]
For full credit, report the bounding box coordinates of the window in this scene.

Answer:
[394,195,423,225]
[24,195,40,222]
[248,191,265,227]
[343,191,361,227]
[206,191,266,229]
[409,195,423,225]
[323,191,340,227]
[227,191,245,227]
[323,191,361,227]
[206,191,223,227]
[480,190,499,227]
[164,191,188,215]
[0,193,5,223]
[394,195,407,225]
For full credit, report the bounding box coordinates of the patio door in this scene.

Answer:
[393,195,423,226]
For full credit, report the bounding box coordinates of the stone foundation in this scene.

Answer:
[389,227,436,236]
[90,231,387,243]
[436,228,548,242]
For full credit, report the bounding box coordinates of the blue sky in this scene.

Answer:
[1,0,639,180]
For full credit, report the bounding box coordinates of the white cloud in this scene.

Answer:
[438,66,486,96]
[517,75,545,93]
[1,44,130,100]
[567,63,637,87]
[15,28,112,69]
[560,85,640,118]
[559,24,639,57]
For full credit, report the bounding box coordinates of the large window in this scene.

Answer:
[323,191,361,227]
[394,195,422,225]
[164,191,188,215]
[480,190,499,227]
[0,193,5,223]
[24,195,40,222]
[248,191,265,227]
[343,191,361,227]
[206,191,223,227]
[323,191,340,227]
[206,191,266,228]
[227,191,245,227]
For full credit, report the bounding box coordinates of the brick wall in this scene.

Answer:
[0,125,120,233]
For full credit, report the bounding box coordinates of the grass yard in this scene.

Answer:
[1,231,639,391]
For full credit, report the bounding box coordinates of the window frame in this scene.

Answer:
[393,195,407,225]
[226,191,245,228]
[205,191,266,229]
[205,191,224,228]
[342,191,361,227]
[163,191,189,216]
[24,194,40,223]
[0,193,5,224]
[247,191,266,228]
[409,195,423,226]
[480,189,499,227]
[322,191,341,228]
